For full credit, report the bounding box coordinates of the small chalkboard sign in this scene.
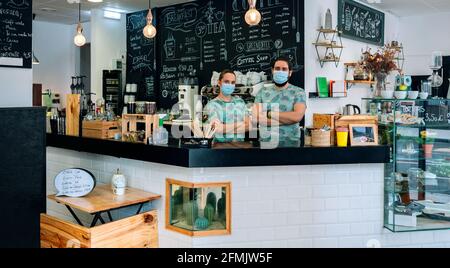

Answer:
[338,0,385,46]
[54,168,96,198]
[423,103,449,125]
[0,0,33,68]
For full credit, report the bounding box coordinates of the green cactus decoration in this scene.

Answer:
[194,217,209,230]
[217,192,226,221]
[204,204,215,224]
[170,199,176,220]
[184,201,198,226]
[206,192,217,213]
[172,188,184,205]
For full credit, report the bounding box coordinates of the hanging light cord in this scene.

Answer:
[147,0,153,22]
[78,3,81,23]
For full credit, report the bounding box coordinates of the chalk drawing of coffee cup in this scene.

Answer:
[164,32,176,59]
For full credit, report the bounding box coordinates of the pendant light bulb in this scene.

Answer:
[74,3,86,47]
[245,0,261,26]
[143,8,157,39]
[74,23,86,47]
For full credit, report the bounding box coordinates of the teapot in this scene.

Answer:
[343,104,361,116]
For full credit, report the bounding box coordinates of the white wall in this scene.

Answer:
[90,10,126,101]
[0,68,32,107]
[33,21,76,106]
[303,0,400,125]
[399,12,450,76]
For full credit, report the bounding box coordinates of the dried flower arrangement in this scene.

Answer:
[360,45,399,75]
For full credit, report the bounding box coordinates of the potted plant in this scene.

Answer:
[360,45,399,98]
[420,130,436,158]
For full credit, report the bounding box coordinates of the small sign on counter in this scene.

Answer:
[54,168,96,197]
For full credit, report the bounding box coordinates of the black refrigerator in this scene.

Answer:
[103,70,123,115]
[0,107,46,248]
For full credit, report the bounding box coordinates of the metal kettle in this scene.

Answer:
[343,104,361,116]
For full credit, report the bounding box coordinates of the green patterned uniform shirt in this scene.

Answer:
[255,84,307,143]
[204,96,248,143]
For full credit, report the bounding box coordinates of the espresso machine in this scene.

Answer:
[176,84,199,122]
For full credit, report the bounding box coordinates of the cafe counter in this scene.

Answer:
[45,134,396,248]
[46,134,390,168]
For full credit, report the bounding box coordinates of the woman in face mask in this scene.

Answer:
[253,56,307,145]
[203,70,250,143]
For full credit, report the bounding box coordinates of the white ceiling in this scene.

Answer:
[33,0,450,24]
[33,0,186,24]
[363,0,450,17]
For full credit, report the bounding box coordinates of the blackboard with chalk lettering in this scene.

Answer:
[127,0,305,108]
[157,0,229,109]
[126,10,157,101]
[338,0,385,46]
[228,0,304,85]
[0,0,33,69]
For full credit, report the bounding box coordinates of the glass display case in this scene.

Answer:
[363,98,450,232]
[165,179,231,236]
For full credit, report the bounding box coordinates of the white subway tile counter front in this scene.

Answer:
[46,145,450,248]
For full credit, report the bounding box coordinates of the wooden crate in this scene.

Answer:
[40,210,159,248]
[122,114,159,143]
[335,115,378,129]
[82,120,120,140]
[313,113,338,129]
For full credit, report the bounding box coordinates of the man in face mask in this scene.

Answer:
[203,69,250,143]
[253,56,307,145]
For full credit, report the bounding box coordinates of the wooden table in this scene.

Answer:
[48,184,161,227]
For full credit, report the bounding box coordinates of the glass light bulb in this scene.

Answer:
[245,8,261,26]
[143,24,157,39]
[74,33,86,47]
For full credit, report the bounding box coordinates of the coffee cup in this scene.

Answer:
[408,91,419,99]
[381,90,394,99]
[419,92,429,100]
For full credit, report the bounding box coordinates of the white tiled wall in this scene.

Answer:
[47,147,450,248]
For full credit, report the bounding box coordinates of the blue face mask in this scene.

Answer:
[273,71,289,85]
[221,83,235,96]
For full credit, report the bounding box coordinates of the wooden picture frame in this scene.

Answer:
[349,124,379,146]
[165,179,231,237]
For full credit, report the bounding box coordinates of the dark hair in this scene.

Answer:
[219,69,236,81]
[271,56,293,71]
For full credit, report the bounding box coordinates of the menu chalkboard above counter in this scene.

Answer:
[0,0,32,69]
[158,0,228,108]
[126,10,157,101]
[127,0,305,108]
[228,0,304,85]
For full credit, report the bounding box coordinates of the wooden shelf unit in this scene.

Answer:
[314,27,344,68]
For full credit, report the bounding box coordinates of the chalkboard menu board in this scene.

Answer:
[128,0,305,108]
[0,0,32,69]
[228,0,304,82]
[338,0,385,46]
[126,10,157,101]
[158,0,228,108]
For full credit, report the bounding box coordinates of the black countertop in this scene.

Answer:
[46,134,390,168]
